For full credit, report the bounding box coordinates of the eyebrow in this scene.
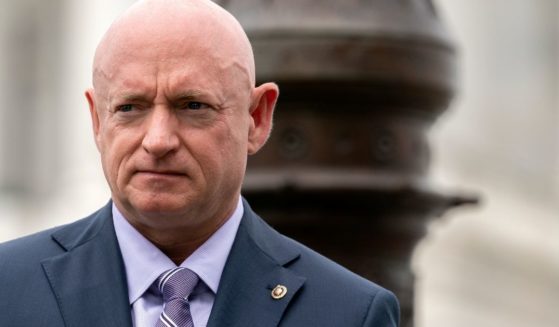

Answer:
[113,92,150,103]
[102,93,144,112]
[175,89,205,99]
[112,89,211,104]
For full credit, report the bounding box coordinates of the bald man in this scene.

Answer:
[0,1,399,326]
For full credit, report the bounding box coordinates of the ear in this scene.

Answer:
[247,82,279,155]
[85,88,102,151]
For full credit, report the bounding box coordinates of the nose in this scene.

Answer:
[142,107,180,158]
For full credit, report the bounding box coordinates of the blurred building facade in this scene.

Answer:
[0,1,557,326]
[415,1,559,326]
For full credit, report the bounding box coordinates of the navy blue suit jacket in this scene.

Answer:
[0,200,399,326]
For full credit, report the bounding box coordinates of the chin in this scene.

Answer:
[126,193,193,218]
[141,202,188,216]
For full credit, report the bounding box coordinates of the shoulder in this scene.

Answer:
[0,206,110,324]
[284,235,400,325]
[0,203,111,275]
[241,200,400,326]
[287,235,388,294]
[0,224,67,311]
[0,225,66,267]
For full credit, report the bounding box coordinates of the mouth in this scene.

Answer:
[135,170,187,178]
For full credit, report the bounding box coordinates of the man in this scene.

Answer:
[0,0,400,326]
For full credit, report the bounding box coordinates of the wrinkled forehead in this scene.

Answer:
[93,0,255,89]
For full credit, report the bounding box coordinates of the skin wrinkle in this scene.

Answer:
[86,0,278,264]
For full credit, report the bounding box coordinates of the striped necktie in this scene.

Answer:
[155,267,199,327]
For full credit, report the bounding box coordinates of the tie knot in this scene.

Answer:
[156,267,199,303]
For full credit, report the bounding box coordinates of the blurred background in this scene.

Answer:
[0,0,557,326]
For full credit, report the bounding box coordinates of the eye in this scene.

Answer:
[116,104,135,113]
[181,101,209,111]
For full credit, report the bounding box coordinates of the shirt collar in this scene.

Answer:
[112,197,244,304]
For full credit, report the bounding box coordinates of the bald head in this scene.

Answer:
[92,0,255,90]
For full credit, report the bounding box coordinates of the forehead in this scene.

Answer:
[95,33,251,102]
[92,1,254,98]
[101,58,225,99]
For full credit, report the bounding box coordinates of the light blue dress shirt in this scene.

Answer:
[112,197,244,327]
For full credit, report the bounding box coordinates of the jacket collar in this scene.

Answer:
[207,199,305,327]
[41,202,133,327]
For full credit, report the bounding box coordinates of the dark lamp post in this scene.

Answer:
[216,1,478,325]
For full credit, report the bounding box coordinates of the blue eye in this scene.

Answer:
[117,104,134,112]
[186,102,203,110]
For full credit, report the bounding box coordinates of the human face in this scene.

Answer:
[87,40,257,233]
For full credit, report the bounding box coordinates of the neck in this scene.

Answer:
[137,213,231,265]
[158,239,206,265]
[113,196,239,265]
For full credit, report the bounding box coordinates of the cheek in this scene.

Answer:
[98,125,139,184]
[221,123,251,177]
[219,116,250,156]
[199,119,249,176]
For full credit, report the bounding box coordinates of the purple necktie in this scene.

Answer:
[155,267,199,327]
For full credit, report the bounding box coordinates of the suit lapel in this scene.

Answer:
[207,200,306,327]
[41,203,132,327]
